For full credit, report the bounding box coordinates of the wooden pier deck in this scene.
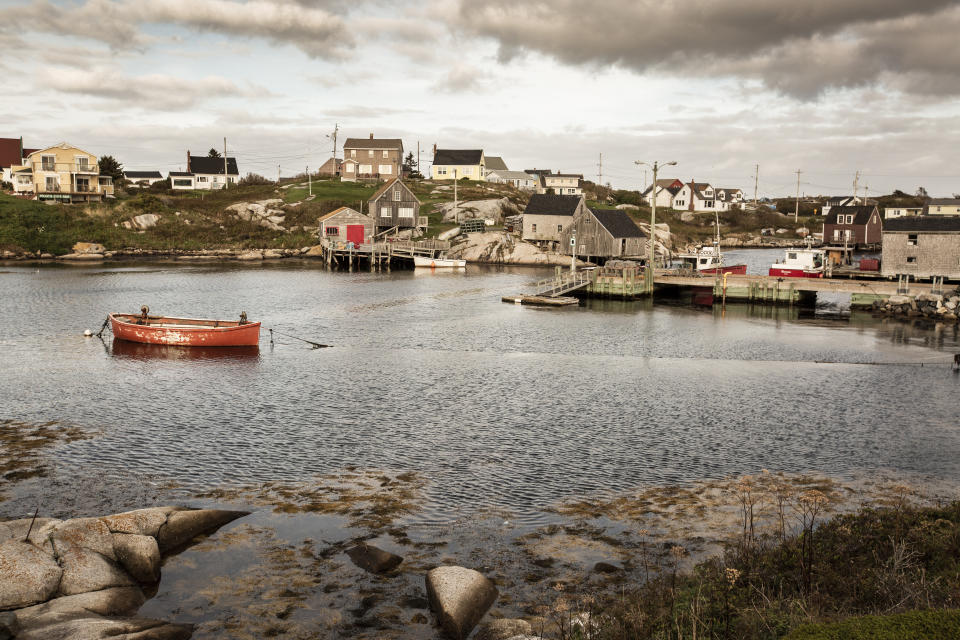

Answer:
[318,238,450,269]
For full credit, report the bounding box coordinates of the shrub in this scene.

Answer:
[785,610,960,640]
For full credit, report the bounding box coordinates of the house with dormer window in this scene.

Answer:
[367,177,423,235]
[342,134,403,182]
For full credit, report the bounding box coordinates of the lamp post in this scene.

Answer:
[635,160,677,296]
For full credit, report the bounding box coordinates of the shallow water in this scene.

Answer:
[1,256,958,525]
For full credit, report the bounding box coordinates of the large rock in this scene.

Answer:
[426,566,499,640]
[436,198,518,223]
[346,543,403,574]
[304,244,325,257]
[13,587,146,628]
[51,518,116,559]
[15,615,193,640]
[112,534,161,583]
[886,295,913,306]
[228,200,286,230]
[56,545,134,596]
[0,540,63,609]
[100,507,175,537]
[71,242,105,254]
[122,214,161,230]
[446,232,589,266]
[0,518,61,545]
[476,618,533,640]
[0,612,19,639]
[156,509,248,553]
[237,250,263,261]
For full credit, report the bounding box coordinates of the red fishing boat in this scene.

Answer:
[108,307,260,347]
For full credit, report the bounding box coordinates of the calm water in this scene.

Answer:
[2,254,959,523]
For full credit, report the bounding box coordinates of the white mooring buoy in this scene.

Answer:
[83,329,93,337]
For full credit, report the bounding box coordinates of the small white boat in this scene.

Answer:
[414,256,466,269]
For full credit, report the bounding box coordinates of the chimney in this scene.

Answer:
[432,143,437,156]
[369,133,374,140]
[187,150,191,172]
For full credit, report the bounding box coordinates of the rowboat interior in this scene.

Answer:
[112,314,253,329]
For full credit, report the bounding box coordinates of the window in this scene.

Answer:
[557,224,563,233]
[700,258,708,265]
[567,188,576,194]
[380,204,392,217]
[787,252,797,260]
[531,223,537,232]
[368,150,373,157]
[833,230,840,240]
[463,167,473,175]
[45,176,58,191]
[228,177,235,183]
[906,256,917,264]
[382,150,388,158]
[393,190,401,201]
[198,176,208,182]
[325,226,339,236]
[398,206,414,219]
[173,179,191,187]
[76,177,90,192]
[98,177,111,186]
[17,175,30,184]
[75,156,90,171]
[379,164,392,174]
[41,155,55,171]
[437,167,447,175]
[345,164,354,173]
[359,164,371,174]
[350,149,356,158]
[907,234,918,246]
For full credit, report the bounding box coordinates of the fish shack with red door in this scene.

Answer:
[318,206,375,246]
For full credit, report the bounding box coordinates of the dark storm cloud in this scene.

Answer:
[448,0,960,98]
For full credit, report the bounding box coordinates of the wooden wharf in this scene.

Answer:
[318,238,450,270]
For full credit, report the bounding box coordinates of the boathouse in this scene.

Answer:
[317,206,375,245]
[881,216,960,280]
[823,205,882,247]
[367,178,422,236]
[521,194,587,250]
[559,208,646,262]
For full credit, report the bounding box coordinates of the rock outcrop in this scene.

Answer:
[346,543,403,574]
[122,214,161,230]
[226,199,286,231]
[873,290,960,323]
[435,198,519,224]
[446,232,590,266]
[1,506,247,640]
[475,618,533,640]
[426,566,498,639]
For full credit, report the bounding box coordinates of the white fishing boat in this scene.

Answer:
[673,243,747,275]
[413,256,466,269]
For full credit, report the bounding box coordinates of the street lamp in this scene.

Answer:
[635,160,677,297]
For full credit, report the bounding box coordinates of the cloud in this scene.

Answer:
[444,0,960,98]
[0,0,352,60]
[40,67,264,110]
[432,64,490,93]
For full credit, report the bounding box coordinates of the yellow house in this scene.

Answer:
[10,142,114,203]
[431,149,486,181]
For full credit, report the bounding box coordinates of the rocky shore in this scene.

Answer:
[873,289,960,323]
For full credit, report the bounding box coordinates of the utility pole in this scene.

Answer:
[794,169,802,222]
[453,168,458,222]
[417,141,420,174]
[306,165,312,196]
[277,164,280,184]
[635,159,677,297]
[753,164,759,204]
[330,123,338,159]
[223,137,228,189]
[853,170,861,200]
[597,153,603,189]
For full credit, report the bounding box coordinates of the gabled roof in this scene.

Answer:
[169,171,193,177]
[885,216,960,232]
[642,178,682,196]
[487,170,534,180]
[689,182,714,199]
[590,208,646,238]
[368,177,419,203]
[343,138,403,150]
[485,156,508,171]
[927,198,960,206]
[190,155,238,175]
[28,142,98,159]
[825,205,878,225]
[433,149,483,165]
[124,171,163,179]
[827,196,855,205]
[318,206,369,222]
[524,193,583,216]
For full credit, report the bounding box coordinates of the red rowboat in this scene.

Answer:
[109,307,260,347]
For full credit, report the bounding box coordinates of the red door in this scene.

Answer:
[346,225,365,245]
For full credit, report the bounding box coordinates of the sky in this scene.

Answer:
[2,0,959,197]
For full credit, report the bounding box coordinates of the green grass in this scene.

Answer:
[785,610,960,640]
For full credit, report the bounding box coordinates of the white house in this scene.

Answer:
[642,178,684,208]
[485,170,537,190]
[672,181,716,212]
[884,206,923,219]
[184,151,238,190]
[124,170,164,188]
[714,187,744,211]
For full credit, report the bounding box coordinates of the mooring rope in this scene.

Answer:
[268,328,331,349]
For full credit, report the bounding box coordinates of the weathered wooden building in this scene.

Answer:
[521,194,587,250]
[367,178,422,235]
[823,205,882,247]
[559,208,646,262]
[881,216,960,279]
[317,206,375,245]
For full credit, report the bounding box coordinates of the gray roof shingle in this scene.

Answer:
[189,155,238,175]
[343,138,403,150]
[433,149,483,165]
[825,205,877,225]
[590,208,646,238]
[524,194,582,216]
[885,216,960,232]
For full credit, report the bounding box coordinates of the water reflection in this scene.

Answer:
[110,338,260,361]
